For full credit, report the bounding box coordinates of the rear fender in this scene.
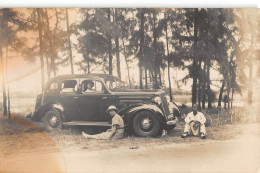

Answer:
[31,102,65,122]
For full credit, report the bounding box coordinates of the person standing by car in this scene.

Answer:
[181,104,206,139]
[82,105,124,140]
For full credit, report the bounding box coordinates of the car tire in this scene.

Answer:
[133,111,160,137]
[43,109,62,132]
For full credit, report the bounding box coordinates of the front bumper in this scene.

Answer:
[166,119,178,125]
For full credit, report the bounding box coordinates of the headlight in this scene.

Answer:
[152,96,162,105]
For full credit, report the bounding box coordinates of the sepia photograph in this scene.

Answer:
[0,3,259,173]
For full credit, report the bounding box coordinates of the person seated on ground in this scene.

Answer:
[82,105,124,140]
[181,104,206,139]
[83,80,95,92]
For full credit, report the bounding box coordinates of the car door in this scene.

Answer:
[58,78,80,121]
[78,79,118,122]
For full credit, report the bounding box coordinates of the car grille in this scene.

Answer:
[159,93,171,118]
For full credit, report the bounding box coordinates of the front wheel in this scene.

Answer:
[43,109,62,132]
[133,111,160,137]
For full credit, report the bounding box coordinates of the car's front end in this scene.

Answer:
[151,92,180,129]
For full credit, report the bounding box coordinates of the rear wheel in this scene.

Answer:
[133,111,160,137]
[43,109,62,132]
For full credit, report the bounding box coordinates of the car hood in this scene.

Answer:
[111,89,164,96]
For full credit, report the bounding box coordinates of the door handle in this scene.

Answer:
[73,96,79,98]
[102,96,108,100]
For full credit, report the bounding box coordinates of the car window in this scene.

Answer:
[46,81,59,93]
[60,80,78,93]
[81,80,104,93]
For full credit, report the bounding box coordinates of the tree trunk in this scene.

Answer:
[122,39,131,88]
[0,12,7,116]
[139,9,144,89]
[202,61,206,109]
[227,87,230,109]
[165,9,173,101]
[198,59,202,109]
[158,67,162,87]
[114,9,121,79]
[0,47,7,117]
[107,8,113,75]
[45,9,56,78]
[37,9,45,92]
[87,54,90,74]
[145,67,148,89]
[248,35,253,105]
[231,88,234,108]
[66,8,74,74]
[218,80,225,108]
[206,58,212,108]
[45,56,50,80]
[115,37,120,78]
[5,46,11,119]
[192,8,199,106]
[152,11,159,89]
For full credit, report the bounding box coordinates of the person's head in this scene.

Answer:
[106,105,119,117]
[85,81,94,90]
[192,104,198,115]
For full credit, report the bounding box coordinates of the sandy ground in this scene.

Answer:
[0,113,260,173]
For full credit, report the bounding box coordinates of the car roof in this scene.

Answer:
[48,73,120,82]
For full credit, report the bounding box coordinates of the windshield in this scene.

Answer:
[105,78,128,91]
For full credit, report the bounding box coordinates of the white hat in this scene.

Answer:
[106,105,119,113]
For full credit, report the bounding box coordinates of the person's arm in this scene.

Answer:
[184,113,193,124]
[198,113,206,124]
[108,124,119,140]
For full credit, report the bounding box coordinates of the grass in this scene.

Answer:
[179,105,260,127]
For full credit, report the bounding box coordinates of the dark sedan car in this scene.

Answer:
[30,74,180,137]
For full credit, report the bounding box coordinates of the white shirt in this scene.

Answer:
[185,111,206,124]
[112,114,124,129]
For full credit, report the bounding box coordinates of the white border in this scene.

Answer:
[0,0,259,8]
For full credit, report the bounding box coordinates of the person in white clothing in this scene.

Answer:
[181,104,206,139]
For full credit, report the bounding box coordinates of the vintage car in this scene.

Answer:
[30,74,180,137]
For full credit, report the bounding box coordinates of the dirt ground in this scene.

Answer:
[0,113,260,173]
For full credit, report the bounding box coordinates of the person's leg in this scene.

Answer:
[182,123,192,138]
[200,124,206,134]
[82,131,111,140]
[111,130,124,140]
[199,124,206,139]
[184,123,192,133]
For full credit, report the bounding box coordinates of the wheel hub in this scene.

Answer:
[49,115,58,127]
[141,118,151,130]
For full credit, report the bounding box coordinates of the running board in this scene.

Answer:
[63,121,111,127]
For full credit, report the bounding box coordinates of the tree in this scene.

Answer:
[65,8,74,74]
[164,9,173,101]
[77,8,118,75]
[0,8,27,117]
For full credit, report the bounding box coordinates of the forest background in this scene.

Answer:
[0,8,259,116]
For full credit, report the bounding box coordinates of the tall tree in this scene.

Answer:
[0,10,7,116]
[36,8,45,91]
[66,8,74,74]
[0,8,27,116]
[164,9,172,101]
[114,9,121,79]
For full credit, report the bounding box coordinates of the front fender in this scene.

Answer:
[31,102,65,122]
[120,103,166,126]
